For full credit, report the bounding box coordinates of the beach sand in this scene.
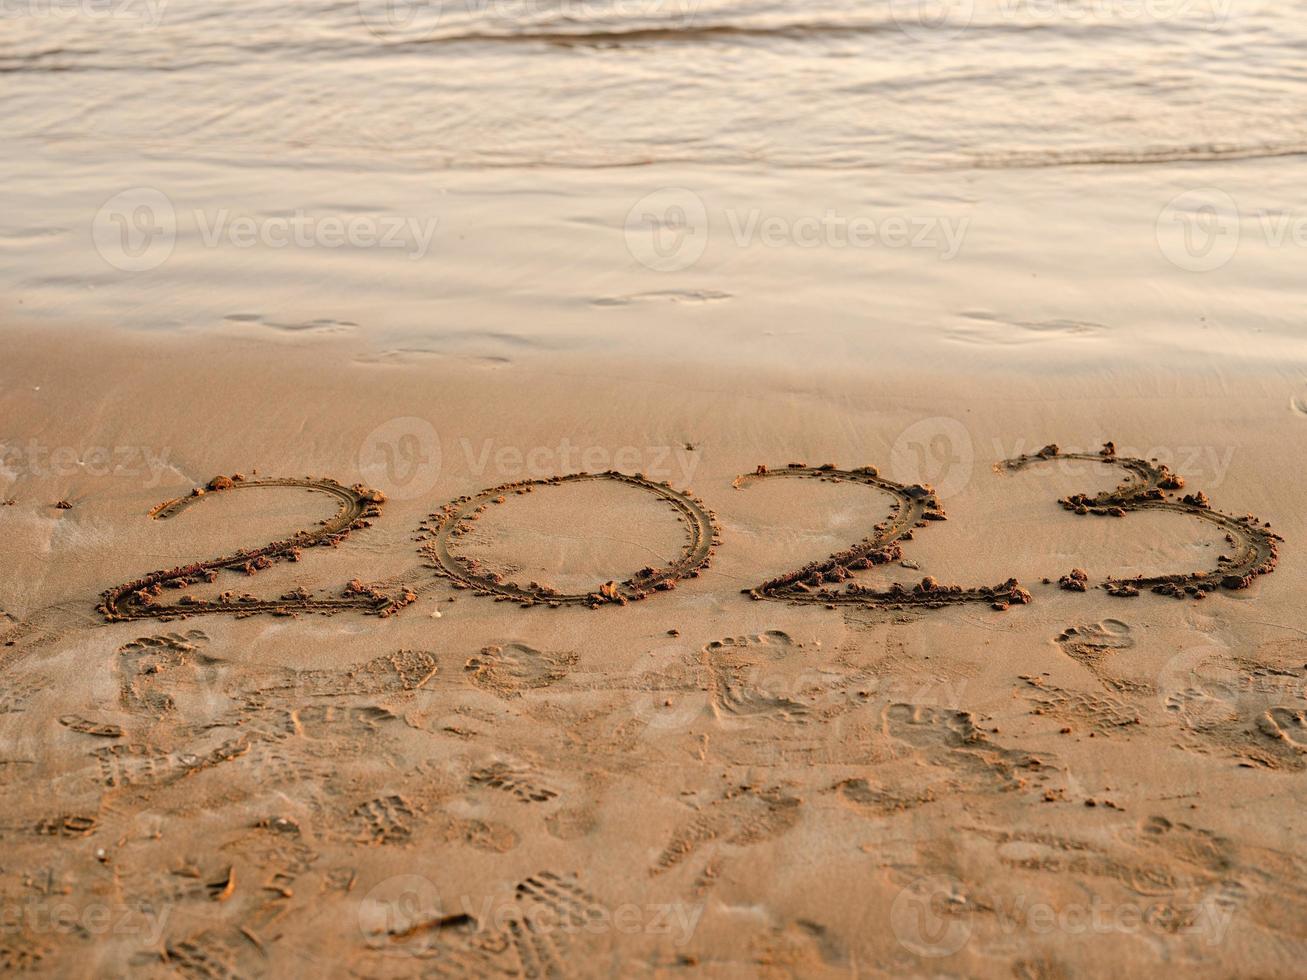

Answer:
[1,323,1304,976]
[7,5,1307,971]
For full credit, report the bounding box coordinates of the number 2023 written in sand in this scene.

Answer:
[97,442,1280,623]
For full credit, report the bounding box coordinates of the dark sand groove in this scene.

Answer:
[1002,444,1281,599]
[99,475,411,621]
[419,471,719,607]
[735,464,1031,610]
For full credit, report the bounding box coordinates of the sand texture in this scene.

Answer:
[0,327,1304,977]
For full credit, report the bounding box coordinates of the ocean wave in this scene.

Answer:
[972,141,1307,169]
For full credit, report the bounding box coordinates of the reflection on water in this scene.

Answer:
[3,0,1300,170]
[2,0,1305,371]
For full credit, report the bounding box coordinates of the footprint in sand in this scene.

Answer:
[515,870,606,928]
[469,762,559,803]
[881,702,1050,794]
[164,932,251,980]
[1055,619,1134,666]
[1158,643,1307,768]
[704,630,796,658]
[382,871,604,976]
[1164,686,1240,731]
[704,631,813,724]
[1132,816,1304,942]
[34,814,97,838]
[292,704,398,739]
[1131,815,1235,877]
[881,702,978,750]
[1052,619,1149,694]
[465,642,577,698]
[358,872,601,977]
[351,794,416,844]
[0,936,50,972]
[0,676,42,716]
[653,782,802,877]
[92,743,200,788]
[57,715,123,739]
[832,776,935,815]
[1022,676,1142,736]
[267,648,438,699]
[545,807,599,841]
[1258,707,1307,750]
[117,630,218,717]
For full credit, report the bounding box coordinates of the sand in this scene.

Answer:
[0,323,1304,977]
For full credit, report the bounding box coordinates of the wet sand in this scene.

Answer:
[1,324,1304,976]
